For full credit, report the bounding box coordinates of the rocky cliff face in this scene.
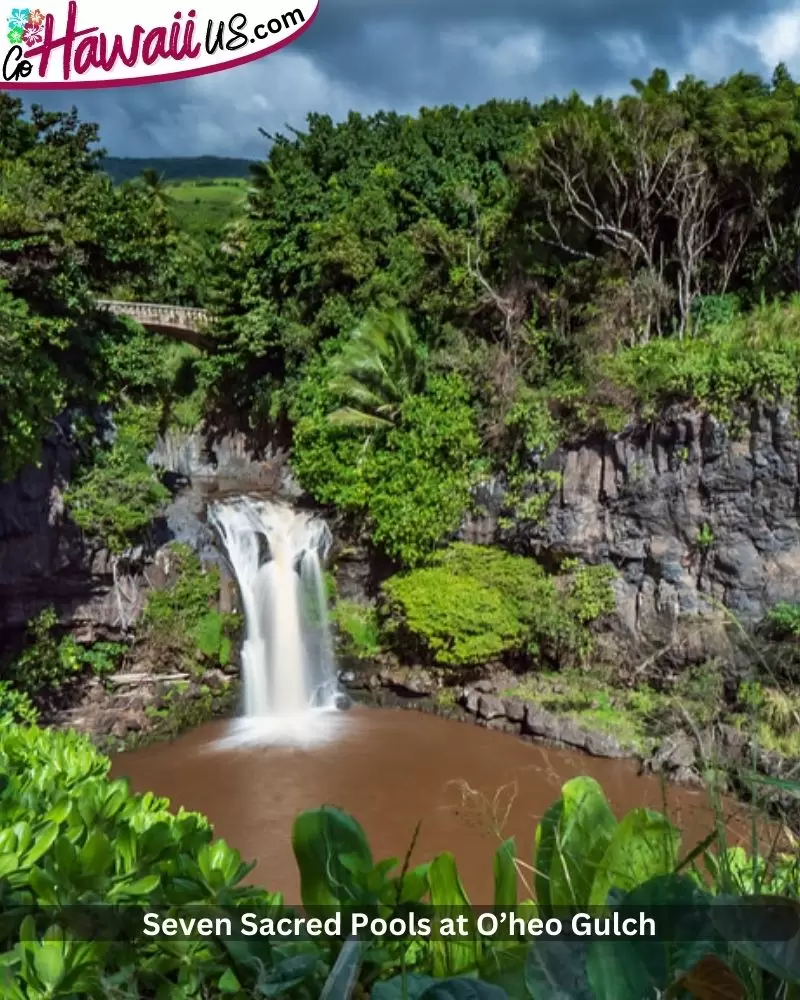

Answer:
[0,411,136,641]
[463,402,800,655]
[0,422,293,648]
[4,404,799,657]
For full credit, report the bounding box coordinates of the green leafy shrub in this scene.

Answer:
[602,298,800,421]
[0,286,65,483]
[2,609,126,699]
[363,375,481,565]
[139,544,238,671]
[0,682,38,724]
[764,602,800,639]
[65,403,169,554]
[192,610,233,666]
[333,600,381,659]
[293,372,481,566]
[691,293,741,333]
[381,544,617,666]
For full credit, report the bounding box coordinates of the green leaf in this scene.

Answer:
[493,838,518,909]
[0,852,19,879]
[428,852,477,978]
[292,806,373,907]
[548,777,617,909]
[419,981,509,999]
[33,944,65,988]
[218,968,241,993]
[78,830,114,876]
[29,866,59,904]
[588,808,680,906]
[524,939,593,999]
[23,822,59,866]
[586,939,669,1000]
[533,801,563,914]
[45,799,73,824]
[110,873,161,897]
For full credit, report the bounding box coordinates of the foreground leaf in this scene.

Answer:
[672,955,745,999]
[524,939,593,999]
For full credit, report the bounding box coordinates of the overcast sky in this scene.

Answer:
[24,0,800,158]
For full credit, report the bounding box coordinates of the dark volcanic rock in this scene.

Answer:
[503,698,526,723]
[461,402,800,658]
[476,694,506,720]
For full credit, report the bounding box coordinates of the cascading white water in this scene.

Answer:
[208,497,340,736]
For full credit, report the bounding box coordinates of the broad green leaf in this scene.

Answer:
[428,852,477,978]
[587,939,670,1000]
[78,830,114,876]
[524,939,593,999]
[29,865,59,904]
[533,801,562,914]
[292,806,373,907]
[45,799,72,824]
[0,852,19,879]
[33,945,65,988]
[548,777,617,908]
[23,822,59,866]
[588,808,680,906]
[494,838,518,909]
[218,968,241,993]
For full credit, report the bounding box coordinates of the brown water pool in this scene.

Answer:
[112,707,761,903]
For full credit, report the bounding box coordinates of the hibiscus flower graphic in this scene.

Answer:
[27,7,44,26]
[22,21,41,44]
[6,8,30,31]
[7,25,23,44]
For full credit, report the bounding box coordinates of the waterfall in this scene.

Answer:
[208,497,340,738]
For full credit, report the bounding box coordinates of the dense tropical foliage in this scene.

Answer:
[4,62,800,998]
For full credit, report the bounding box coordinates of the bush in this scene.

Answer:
[601,298,800,420]
[293,372,481,566]
[764,602,800,640]
[381,544,617,666]
[65,403,169,554]
[363,375,481,565]
[139,544,238,671]
[0,681,38,724]
[333,600,381,659]
[2,609,125,698]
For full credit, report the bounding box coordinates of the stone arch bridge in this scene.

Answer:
[96,300,213,350]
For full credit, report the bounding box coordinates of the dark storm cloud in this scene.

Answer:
[23,0,800,156]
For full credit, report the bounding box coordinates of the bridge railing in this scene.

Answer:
[95,299,211,331]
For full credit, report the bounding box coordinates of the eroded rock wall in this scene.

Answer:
[462,403,800,652]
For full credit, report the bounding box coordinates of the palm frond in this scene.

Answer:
[324,308,426,429]
[327,407,394,429]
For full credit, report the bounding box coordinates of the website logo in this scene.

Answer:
[1,1,319,88]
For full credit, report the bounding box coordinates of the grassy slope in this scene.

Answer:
[166,178,248,239]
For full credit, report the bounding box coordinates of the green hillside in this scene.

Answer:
[101,156,254,185]
[166,178,249,240]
